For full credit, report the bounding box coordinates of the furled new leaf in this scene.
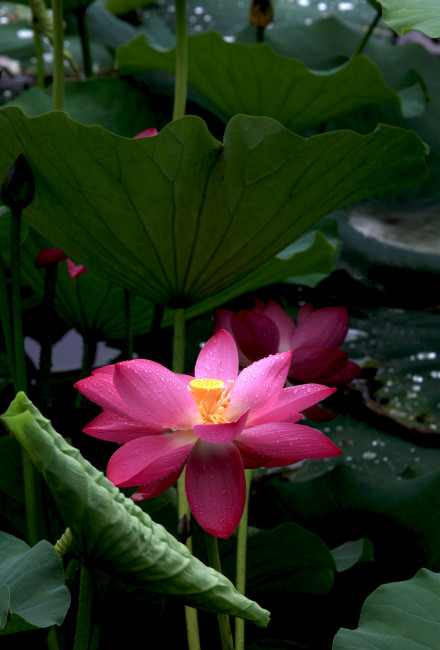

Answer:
[0,109,428,307]
[116,32,403,131]
[333,569,440,649]
[1,393,270,625]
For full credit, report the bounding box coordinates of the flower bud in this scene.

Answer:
[249,0,274,28]
[1,154,35,211]
[177,514,192,544]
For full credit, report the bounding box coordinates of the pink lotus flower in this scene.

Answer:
[35,248,87,278]
[75,330,341,538]
[214,300,361,385]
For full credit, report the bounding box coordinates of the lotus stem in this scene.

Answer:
[75,338,97,407]
[173,307,201,650]
[124,290,133,360]
[353,9,381,57]
[173,0,188,120]
[75,5,93,78]
[51,0,65,110]
[0,249,16,389]
[39,263,57,406]
[31,14,45,89]
[235,468,253,650]
[73,563,94,650]
[205,533,235,650]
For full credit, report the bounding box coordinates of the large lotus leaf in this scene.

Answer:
[0,109,428,307]
[7,78,165,137]
[0,531,70,630]
[0,393,270,625]
[116,32,403,131]
[378,0,440,37]
[256,16,440,159]
[170,227,341,324]
[1,212,337,340]
[333,568,440,649]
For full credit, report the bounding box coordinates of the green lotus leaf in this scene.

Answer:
[333,568,440,648]
[0,109,428,307]
[116,32,403,131]
[1,393,270,626]
[0,531,70,630]
[378,0,440,37]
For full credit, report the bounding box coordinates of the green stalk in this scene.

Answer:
[74,5,93,78]
[235,469,253,650]
[124,290,133,361]
[11,208,43,546]
[75,338,97,407]
[32,16,45,89]
[146,302,164,360]
[46,627,60,650]
[51,0,65,110]
[256,25,264,42]
[10,210,27,393]
[173,307,201,650]
[0,249,16,389]
[39,263,57,406]
[205,533,235,650]
[353,9,381,57]
[73,563,93,650]
[172,0,188,121]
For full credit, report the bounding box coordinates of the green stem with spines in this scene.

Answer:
[0,248,16,389]
[75,5,93,78]
[75,338,97,407]
[124,290,133,360]
[172,0,188,121]
[32,16,45,89]
[173,308,200,650]
[10,210,27,394]
[11,208,43,546]
[51,0,64,110]
[39,263,57,406]
[353,9,381,57]
[73,563,94,650]
[205,533,235,650]
[235,469,253,650]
